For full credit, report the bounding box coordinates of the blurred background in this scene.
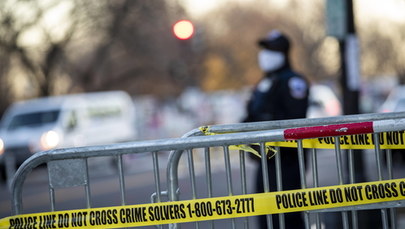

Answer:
[0,0,405,139]
[1,2,405,227]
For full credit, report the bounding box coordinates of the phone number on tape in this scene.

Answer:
[186,198,255,218]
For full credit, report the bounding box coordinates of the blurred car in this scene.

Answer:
[379,85,405,113]
[0,91,137,181]
[378,85,405,163]
[307,84,342,118]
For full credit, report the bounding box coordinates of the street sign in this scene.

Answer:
[326,0,347,39]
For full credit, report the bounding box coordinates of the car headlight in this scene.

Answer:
[40,131,60,150]
[0,138,4,156]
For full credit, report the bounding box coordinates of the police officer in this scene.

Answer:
[244,30,309,229]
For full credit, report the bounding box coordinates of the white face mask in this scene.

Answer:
[258,49,285,72]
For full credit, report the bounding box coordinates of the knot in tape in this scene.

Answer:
[199,126,213,135]
[198,125,276,159]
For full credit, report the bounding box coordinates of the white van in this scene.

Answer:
[0,91,137,178]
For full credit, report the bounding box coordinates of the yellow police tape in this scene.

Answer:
[2,179,405,229]
[270,131,405,150]
[199,126,405,150]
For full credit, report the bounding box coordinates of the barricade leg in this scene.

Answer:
[310,148,322,229]
[4,153,16,190]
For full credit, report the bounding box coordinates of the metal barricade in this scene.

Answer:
[3,112,405,229]
[166,112,405,229]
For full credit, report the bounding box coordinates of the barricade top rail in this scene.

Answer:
[181,112,405,137]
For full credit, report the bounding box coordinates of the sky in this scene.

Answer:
[357,0,405,23]
[180,0,227,16]
[181,0,405,22]
[180,0,262,17]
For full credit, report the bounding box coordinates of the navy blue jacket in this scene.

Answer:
[244,68,309,122]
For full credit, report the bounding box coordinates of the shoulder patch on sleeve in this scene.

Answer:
[288,76,307,99]
[257,78,273,93]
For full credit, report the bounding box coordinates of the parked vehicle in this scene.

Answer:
[378,85,405,163]
[379,85,405,113]
[0,91,137,180]
[307,84,342,118]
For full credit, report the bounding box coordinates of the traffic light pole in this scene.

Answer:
[327,1,379,227]
[339,0,366,185]
[340,0,360,116]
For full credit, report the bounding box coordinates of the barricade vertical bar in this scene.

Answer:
[205,148,213,198]
[223,146,236,229]
[334,137,345,184]
[239,150,250,229]
[374,133,384,180]
[47,165,56,212]
[167,149,182,229]
[334,137,349,229]
[223,146,234,196]
[152,151,164,229]
[187,149,198,199]
[239,150,247,195]
[48,185,56,212]
[152,152,162,203]
[386,149,397,229]
[260,142,273,229]
[348,149,359,229]
[297,140,307,186]
[187,149,199,229]
[386,149,394,179]
[373,133,389,229]
[311,148,322,229]
[204,147,214,229]
[275,147,282,191]
[274,147,285,229]
[297,140,310,229]
[311,149,319,188]
[117,155,126,205]
[260,143,270,193]
[84,159,91,208]
[348,149,355,183]
[168,149,182,202]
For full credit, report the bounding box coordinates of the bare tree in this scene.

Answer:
[196,0,405,93]
[3,0,403,112]
[0,45,12,117]
[198,3,275,91]
[0,0,81,98]
[68,0,189,96]
[197,1,334,91]
[0,0,189,109]
[359,19,405,85]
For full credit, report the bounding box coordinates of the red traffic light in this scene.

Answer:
[173,20,194,40]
